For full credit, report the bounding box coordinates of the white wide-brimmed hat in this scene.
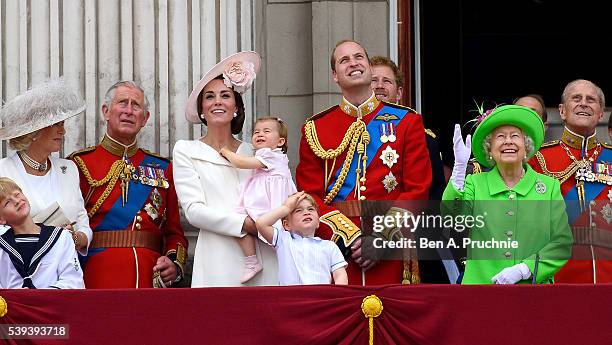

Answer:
[186,51,261,124]
[0,78,86,140]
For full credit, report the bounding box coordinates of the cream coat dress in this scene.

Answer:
[172,139,279,287]
[0,154,92,254]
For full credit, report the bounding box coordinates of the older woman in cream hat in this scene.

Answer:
[0,78,92,254]
[173,51,279,287]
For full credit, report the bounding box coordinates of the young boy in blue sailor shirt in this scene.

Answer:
[0,177,84,289]
[256,191,348,285]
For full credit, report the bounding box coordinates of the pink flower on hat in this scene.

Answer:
[223,61,256,94]
[476,108,494,124]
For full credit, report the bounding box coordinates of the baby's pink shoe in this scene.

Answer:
[241,255,263,283]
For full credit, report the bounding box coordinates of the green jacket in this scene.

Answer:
[442,165,573,284]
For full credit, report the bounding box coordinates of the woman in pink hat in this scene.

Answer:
[173,51,279,287]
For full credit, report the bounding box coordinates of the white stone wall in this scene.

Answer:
[0,0,256,158]
[0,0,257,267]
[255,0,390,172]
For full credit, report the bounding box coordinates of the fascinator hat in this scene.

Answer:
[0,78,85,140]
[186,51,261,124]
[471,104,545,168]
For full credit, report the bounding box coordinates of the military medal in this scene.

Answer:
[155,168,170,189]
[383,172,398,193]
[151,188,163,210]
[380,146,399,168]
[388,122,396,143]
[144,203,159,220]
[601,203,612,224]
[535,179,546,194]
[375,113,399,122]
[379,123,388,143]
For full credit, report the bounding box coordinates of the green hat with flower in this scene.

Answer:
[471,104,545,168]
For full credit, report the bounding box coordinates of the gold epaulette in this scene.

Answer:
[540,140,559,148]
[425,128,436,139]
[602,142,612,149]
[142,149,170,163]
[306,104,338,122]
[471,160,483,174]
[380,100,417,113]
[67,146,96,159]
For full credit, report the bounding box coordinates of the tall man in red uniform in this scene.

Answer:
[296,40,432,285]
[529,79,612,283]
[70,81,187,288]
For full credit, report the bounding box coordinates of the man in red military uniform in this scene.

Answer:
[529,79,612,283]
[296,40,432,285]
[70,81,187,288]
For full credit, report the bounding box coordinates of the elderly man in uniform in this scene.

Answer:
[296,40,432,286]
[529,79,612,283]
[70,81,188,288]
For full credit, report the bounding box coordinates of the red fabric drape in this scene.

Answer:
[1,284,611,345]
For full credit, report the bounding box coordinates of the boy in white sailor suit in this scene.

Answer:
[0,177,84,289]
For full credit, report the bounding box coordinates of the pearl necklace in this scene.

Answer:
[18,151,49,172]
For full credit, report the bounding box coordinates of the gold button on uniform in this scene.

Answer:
[504,251,512,258]
[508,193,515,200]
[506,211,514,216]
[135,223,141,229]
[136,215,142,222]
[505,231,513,237]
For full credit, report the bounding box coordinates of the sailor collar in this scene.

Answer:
[339,93,380,118]
[101,133,139,158]
[561,126,598,151]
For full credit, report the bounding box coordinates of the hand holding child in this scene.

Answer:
[219,147,230,158]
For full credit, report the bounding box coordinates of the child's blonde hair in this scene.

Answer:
[0,177,23,203]
[282,192,319,222]
[254,117,288,153]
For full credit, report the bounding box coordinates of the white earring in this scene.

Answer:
[233,112,238,118]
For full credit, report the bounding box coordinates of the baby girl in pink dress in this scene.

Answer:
[220,117,297,283]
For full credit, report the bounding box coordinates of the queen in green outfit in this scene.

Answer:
[443,105,573,284]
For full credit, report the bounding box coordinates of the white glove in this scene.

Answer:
[491,263,531,284]
[450,124,471,191]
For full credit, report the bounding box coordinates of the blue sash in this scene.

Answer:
[95,155,168,231]
[565,147,612,224]
[328,105,410,202]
